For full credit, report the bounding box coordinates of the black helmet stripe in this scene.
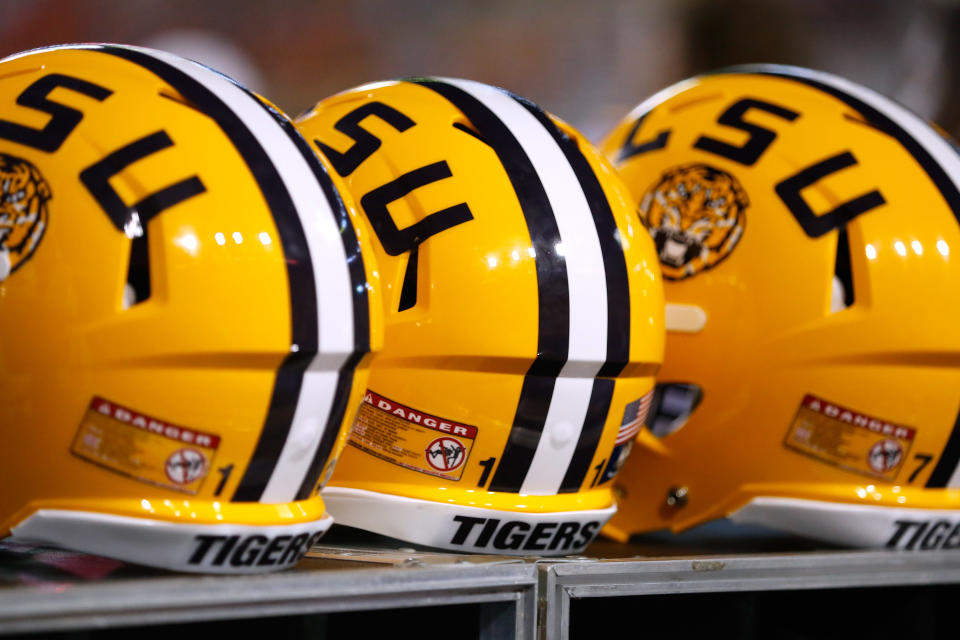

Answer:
[928,406,960,488]
[413,78,625,494]
[514,97,632,492]
[412,78,567,493]
[230,87,372,501]
[278,120,371,501]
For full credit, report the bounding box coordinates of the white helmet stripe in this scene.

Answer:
[430,78,611,495]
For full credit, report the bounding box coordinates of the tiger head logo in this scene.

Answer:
[0,153,51,282]
[639,163,748,280]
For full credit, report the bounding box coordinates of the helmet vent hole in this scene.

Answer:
[831,227,855,313]
[158,89,204,114]
[452,121,490,147]
[123,232,151,309]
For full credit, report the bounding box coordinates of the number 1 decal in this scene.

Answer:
[590,459,607,488]
[477,457,496,488]
[214,463,234,496]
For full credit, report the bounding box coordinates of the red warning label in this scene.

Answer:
[72,397,219,494]
[349,390,477,480]
[426,436,467,472]
[785,394,916,481]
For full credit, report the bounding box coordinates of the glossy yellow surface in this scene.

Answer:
[299,81,664,513]
[0,47,377,531]
[601,71,960,540]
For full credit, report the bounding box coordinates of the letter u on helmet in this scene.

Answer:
[296,77,665,555]
[601,65,960,548]
[0,44,382,572]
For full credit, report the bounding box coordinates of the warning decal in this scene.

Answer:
[426,437,466,472]
[784,394,915,481]
[349,390,477,481]
[71,397,219,494]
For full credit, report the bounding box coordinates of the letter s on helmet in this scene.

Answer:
[0,44,382,572]
[600,65,960,549]
[296,78,665,555]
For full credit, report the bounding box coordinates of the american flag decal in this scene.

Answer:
[617,390,653,445]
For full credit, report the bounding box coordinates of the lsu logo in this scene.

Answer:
[0,153,51,282]
[639,163,747,280]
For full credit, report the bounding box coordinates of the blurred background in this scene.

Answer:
[2,0,957,142]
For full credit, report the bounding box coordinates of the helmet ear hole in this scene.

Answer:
[831,226,854,313]
[158,89,203,113]
[648,383,703,438]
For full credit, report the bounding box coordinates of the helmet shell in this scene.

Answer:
[602,66,960,550]
[0,44,382,571]
[298,78,665,555]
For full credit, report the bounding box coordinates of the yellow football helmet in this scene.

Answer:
[601,65,960,550]
[296,78,664,555]
[0,44,381,572]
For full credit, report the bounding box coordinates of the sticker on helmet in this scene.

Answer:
[599,391,653,485]
[164,448,208,485]
[349,390,477,481]
[426,436,466,472]
[638,163,747,280]
[784,394,916,481]
[72,397,220,494]
[0,153,51,282]
[868,439,904,474]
